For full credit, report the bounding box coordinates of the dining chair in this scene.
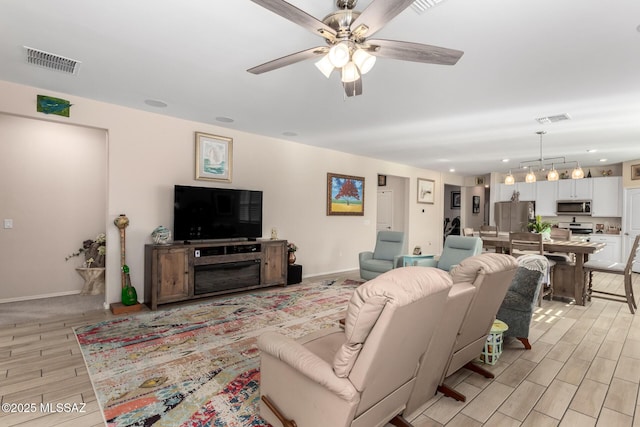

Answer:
[479,225,498,237]
[509,232,555,304]
[479,225,498,252]
[583,234,640,314]
[545,228,574,263]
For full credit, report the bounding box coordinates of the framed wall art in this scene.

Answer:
[451,191,461,209]
[417,178,435,204]
[327,173,365,216]
[378,174,387,186]
[195,132,233,182]
[632,164,640,181]
[472,195,480,214]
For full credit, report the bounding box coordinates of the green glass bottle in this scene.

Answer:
[121,264,138,306]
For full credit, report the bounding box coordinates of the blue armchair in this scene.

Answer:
[417,235,483,271]
[359,231,405,280]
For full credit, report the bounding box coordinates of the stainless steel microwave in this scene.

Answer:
[556,200,591,215]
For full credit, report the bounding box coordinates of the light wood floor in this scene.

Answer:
[0,271,639,426]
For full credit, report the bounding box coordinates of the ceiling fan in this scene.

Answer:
[247,0,464,97]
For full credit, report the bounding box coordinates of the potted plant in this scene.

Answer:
[66,233,106,268]
[528,216,552,240]
[66,233,106,294]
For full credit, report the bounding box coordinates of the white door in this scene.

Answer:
[623,188,640,272]
[377,190,394,232]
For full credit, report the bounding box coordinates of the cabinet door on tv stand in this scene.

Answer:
[155,247,191,305]
[261,241,287,286]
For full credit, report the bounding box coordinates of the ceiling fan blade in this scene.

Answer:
[367,39,464,65]
[343,77,363,97]
[247,47,328,74]
[350,0,415,39]
[250,0,337,41]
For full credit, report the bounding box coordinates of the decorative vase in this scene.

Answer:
[541,229,551,241]
[151,225,171,244]
[288,251,296,265]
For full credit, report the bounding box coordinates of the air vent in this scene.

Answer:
[535,113,571,124]
[24,46,80,75]
[411,0,446,14]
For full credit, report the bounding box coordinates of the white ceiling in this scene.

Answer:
[2,0,640,176]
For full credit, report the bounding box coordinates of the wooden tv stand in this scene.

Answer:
[144,239,287,310]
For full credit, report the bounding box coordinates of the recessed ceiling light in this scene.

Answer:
[502,159,509,163]
[282,131,298,137]
[449,168,455,172]
[215,116,234,123]
[144,99,168,108]
[586,149,597,153]
[600,158,608,162]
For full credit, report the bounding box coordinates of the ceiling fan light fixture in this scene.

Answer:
[504,171,515,185]
[328,42,350,68]
[341,61,360,83]
[315,55,334,78]
[352,48,376,74]
[525,169,537,183]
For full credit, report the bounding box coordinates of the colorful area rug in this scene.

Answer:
[75,278,361,427]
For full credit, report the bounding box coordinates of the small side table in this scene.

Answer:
[401,254,435,267]
[287,264,302,285]
[480,319,509,365]
[76,267,105,295]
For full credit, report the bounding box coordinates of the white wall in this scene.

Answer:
[0,80,448,304]
[0,114,106,300]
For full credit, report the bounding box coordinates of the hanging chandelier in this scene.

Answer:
[504,131,584,185]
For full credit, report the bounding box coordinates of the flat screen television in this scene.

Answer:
[174,185,263,242]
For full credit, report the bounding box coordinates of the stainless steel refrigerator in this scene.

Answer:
[494,201,535,232]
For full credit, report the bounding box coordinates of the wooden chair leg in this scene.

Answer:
[261,395,297,427]
[516,337,532,350]
[624,275,635,314]
[389,414,415,427]
[437,384,466,402]
[464,361,495,379]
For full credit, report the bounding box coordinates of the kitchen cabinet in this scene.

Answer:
[535,180,558,216]
[589,234,622,263]
[591,176,622,217]
[498,182,535,202]
[516,182,536,201]
[557,178,592,200]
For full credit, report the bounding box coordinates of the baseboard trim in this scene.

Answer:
[0,290,82,304]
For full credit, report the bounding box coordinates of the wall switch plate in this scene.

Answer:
[3,219,13,229]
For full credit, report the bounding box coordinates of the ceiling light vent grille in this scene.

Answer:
[411,0,446,14]
[535,113,571,124]
[24,46,80,75]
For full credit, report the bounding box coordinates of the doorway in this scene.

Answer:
[444,184,461,241]
[0,113,107,304]
[624,188,640,272]
[375,174,409,253]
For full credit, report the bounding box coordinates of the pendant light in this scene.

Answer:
[571,164,585,179]
[515,131,585,182]
[525,168,537,183]
[504,171,515,185]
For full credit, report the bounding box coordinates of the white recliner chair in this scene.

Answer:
[405,253,518,414]
[257,267,453,427]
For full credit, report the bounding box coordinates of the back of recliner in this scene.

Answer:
[444,253,518,377]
